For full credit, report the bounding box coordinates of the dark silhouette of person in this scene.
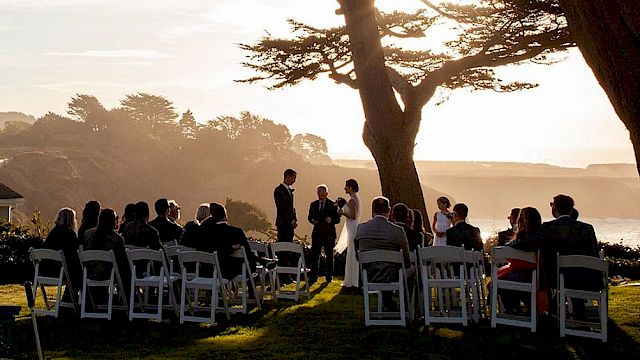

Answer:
[391,203,423,251]
[122,201,162,250]
[497,208,521,246]
[307,184,341,284]
[274,168,297,277]
[78,200,100,247]
[118,203,136,234]
[148,198,183,245]
[446,203,483,251]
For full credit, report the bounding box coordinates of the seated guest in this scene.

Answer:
[84,208,130,299]
[446,203,483,251]
[497,208,520,246]
[168,200,181,223]
[509,194,600,315]
[355,196,414,311]
[197,202,257,280]
[78,200,100,247]
[498,207,543,314]
[391,203,423,251]
[118,203,136,234]
[149,198,184,244]
[122,202,162,250]
[411,208,428,247]
[43,207,82,303]
[180,203,210,247]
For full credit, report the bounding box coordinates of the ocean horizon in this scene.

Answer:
[474,217,640,248]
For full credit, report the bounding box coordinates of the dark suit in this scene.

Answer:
[197,219,257,280]
[274,183,296,242]
[307,198,341,281]
[397,222,423,251]
[148,216,183,244]
[122,220,162,250]
[446,221,483,251]
[497,228,515,246]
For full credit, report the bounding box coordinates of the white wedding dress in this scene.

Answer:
[335,192,360,287]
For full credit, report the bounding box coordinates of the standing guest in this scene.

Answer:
[274,169,297,277]
[122,202,162,249]
[432,197,452,246]
[497,208,521,246]
[43,207,82,303]
[149,198,184,245]
[509,195,599,315]
[391,203,423,251]
[355,196,413,310]
[180,203,211,247]
[84,208,130,300]
[118,203,136,234]
[168,200,181,223]
[411,208,428,247]
[197,203,257,279]
[307,184,341,284]
[445,203,483,251]
[78,200,100,247]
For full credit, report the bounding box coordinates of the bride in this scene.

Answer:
[335,179,360,288]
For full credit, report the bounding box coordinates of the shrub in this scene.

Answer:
[0,220,44,284]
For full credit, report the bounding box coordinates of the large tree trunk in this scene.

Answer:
[339,0,432,232]
[558,0,640,176]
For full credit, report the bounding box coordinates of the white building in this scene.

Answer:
[0,183,24,222]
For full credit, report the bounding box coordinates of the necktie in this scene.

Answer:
[319,201,324,213]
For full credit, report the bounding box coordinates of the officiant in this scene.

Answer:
[307,184,341,284]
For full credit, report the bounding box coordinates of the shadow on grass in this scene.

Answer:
[5,281,640,359]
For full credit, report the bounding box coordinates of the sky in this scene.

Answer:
[0,0,635,168]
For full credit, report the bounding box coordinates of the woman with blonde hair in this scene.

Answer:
[43,207,82,302]
[181,203,211,247]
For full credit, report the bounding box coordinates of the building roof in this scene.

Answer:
[0,183,24,200]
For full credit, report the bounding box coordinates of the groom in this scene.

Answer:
[274,168,297,278]
[307,184,341,284]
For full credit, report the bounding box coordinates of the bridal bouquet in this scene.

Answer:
[335,197,347,209]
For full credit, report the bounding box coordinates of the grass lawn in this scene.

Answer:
[1,280,639,359]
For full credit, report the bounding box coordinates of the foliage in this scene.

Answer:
[601,241,640,279]
[225,198,271,233]
[120,92,179,131]
[30,209,50,239]
[290,133,331,164]
[0,219,44,284]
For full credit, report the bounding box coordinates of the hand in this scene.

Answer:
[338,208,344,215]
[324,217,332,224]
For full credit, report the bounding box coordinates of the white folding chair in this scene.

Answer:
[490,246,537,332]
[271,242,311,301]
[359,250,409,327]
[163,244,196,281]
[29,248,78,317]
[126,248,178,321]
[248,240,276,301]
[557,254,608,342]
[224,247,262,313]
[77,249,129,319]
[465,249,487,322]
[418,246,468,327]
[177,250,230,325]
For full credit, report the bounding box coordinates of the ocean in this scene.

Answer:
[473,218,640,248]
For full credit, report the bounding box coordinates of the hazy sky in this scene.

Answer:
[0,0,635,167]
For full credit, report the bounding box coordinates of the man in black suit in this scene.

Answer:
[497,208,520,246]
[391,203,423,251]
[148,198,183,244]
[197,203,256,280]
[307,184,341,284]
[446,203,483,251]
[122,201,162,250]
[274,169,297,276]
[509,194,600,315]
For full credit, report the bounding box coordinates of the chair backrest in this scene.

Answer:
[78,249,114,263]
[418,245,465,265]
[270,242,304,256]
[125,248,165,277]
[557,254,608,289]
[248,240,269,256]
[492,246,536,265]
[31,248,64,263]
[358,249,404,266]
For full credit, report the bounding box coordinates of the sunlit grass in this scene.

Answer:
[0,281,639,359]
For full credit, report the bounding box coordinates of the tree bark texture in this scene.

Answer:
[339,0,432,231]
[558,0,640,176]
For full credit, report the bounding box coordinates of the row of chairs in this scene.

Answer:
[360,246,608,342]
[29,240,313,326]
